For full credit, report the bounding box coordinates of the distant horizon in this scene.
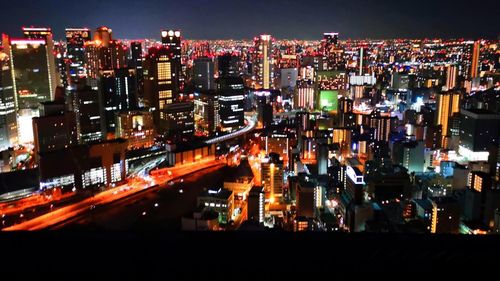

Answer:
[1,0,498,41]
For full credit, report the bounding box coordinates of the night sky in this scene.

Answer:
[1,0,498,40]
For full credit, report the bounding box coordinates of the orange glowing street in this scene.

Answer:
[3,158,223,231]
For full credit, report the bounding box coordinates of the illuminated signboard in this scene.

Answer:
[18,90,37,98]
[319,90,338,113]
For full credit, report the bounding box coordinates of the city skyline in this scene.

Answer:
[1,0,499,40]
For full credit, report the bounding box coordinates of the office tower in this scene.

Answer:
[217,77,244,131]
[32,101,77,160]
[317,142,329,175]
[358,47,364,75]
[115,110,155,150]
[296,178,316,218]
[315,70,347,113]
[294,79,314,110]
[2,31,59,143]
[160,29,183,91]
[252,34,273,89]
[261,153,284,202]
[65,28,91,87]
[391,72,415,91]
[162,101,195,138]
[280,68,298,89]
[321,32,344,71]
[265,132,290,162]
[143,31,183,133]
[84,27,127,85]
[0,51,18,150]
[129,41,144,105]
[459,109,500,162]
[248,186,265,223]
[435,91,461,146]
[445,64,458,90]
[338,96,355,127]
[217,53,239,78]
[414,197,460,234]
[470,40,480,79]
[99,68,138,135]
[193,91,219,134]
[2,32,58,109]
[257,95,273,128]
[369,111,396,142]
[193,57,215,91]
[38,138,127,190]
[69,85,102,143]
[392,140,425,173]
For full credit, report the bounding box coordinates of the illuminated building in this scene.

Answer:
[193,90,219,133]
[164,142,216,167]
[143,31,184,133]
[38,138,127,190]
[68,85,102,143]
[317,142,329,175]
[459,109,500,162]
[248,186,265,223]
[414,197,460,234]
[252,34,273,89]
[32,101,77,160]
[392,140,425,173]
[217,77,244,131]
[162,101,195,137]
[99,68,138,134]
[217,53,239,78]
[435,91,461,146]
[84,27,128,86]
[315,70,347,113]
[296,177,316,218]
[280,68,298,89]
[65,28,91,87]
[470,40,480,79]
[445,64,458,90]
[2,32,58,110]
[261,153,284,202]
[294,79,315,110]
[391,72,415,91]
[264,133,290,163]
[369,111,396,142]
[321,32,344,70]
[257,95,273,128]
[129,41,144,104]
[0,51,18,150]
[338,96,355,127]
[197,187,234,225]
[193,57,215,91]
[115,110,155,150]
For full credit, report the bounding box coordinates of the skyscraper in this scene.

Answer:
[2,30,59,143]
[435,91,461,146]
[84,27,127,86]
[65,28,91,87]
[459,108,500,162]
[261,153,284,202]
[445,64,458,90]
[0,51,18,150]
[470,40,480,79]
[144,45,179,130]
[217,77,245,131]
[69,85,102,143]
[252,35,273,89]
[193,57,215,91]
[99,68,138,135]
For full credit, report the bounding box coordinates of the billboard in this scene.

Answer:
[319,90,338,113]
